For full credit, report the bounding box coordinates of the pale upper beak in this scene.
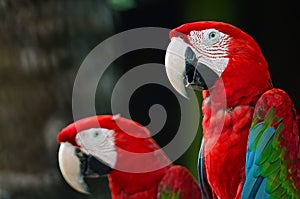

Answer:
[165,37,190,98]
[58,142,113,195]
[58,142,90,194]
[165,36,220,98]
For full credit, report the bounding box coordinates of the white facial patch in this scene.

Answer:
[75,128,117,168]
[188,29,231,76]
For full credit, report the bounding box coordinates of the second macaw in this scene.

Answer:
[165,21,300,198]
[57,114,201,199]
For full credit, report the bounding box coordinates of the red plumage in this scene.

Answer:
[173,21,271,198]
[58,115,202,199]
[168,21,299,198]
[253,88,299,191]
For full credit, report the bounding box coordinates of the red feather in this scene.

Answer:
[57,115,202,199]
[170,21,299,198]
[253,88,300,191]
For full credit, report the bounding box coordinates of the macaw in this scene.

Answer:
[165,21,300,198]
[57,114,202,199]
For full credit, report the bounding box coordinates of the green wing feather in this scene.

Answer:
[160,189,181,199]
[242,89,300,199]
[157,165,202,199]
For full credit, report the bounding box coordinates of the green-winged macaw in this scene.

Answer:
[165,21,300,199]
[57,114,202,199]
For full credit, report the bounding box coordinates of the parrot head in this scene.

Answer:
[165,21,271,106]
[57,115,171,195]
[57,115,119,194]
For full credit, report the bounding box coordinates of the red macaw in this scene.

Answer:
[165,21,300,198]
[57,114,201,199]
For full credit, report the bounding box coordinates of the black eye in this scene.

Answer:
[94,132,99,137]
[209,31,217,39]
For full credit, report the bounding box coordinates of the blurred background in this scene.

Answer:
[0,0,298,198]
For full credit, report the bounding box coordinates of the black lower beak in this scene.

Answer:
[184,47,219,90]
[76,148,112,177]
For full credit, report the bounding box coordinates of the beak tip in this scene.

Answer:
[58,142,91,195]
[77,185,90,195]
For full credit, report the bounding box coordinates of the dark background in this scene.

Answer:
[0,0,298,198]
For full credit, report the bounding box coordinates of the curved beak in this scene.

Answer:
[58,142,90,194]
[165,37,220,97]
[165,37,189,98]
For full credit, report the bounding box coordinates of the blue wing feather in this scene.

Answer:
[255,177,268,198]
[242,114,276,199]
[242,97,299,199]
[198,138,214,199]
